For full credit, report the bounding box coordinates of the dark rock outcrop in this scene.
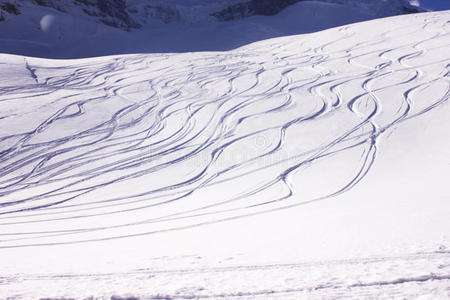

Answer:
[31,0,140,30]
[33,0,66,12]
[212,0,423,22]
[212,0,305,21]
[97,0,140,29]
[211,1,253,21]
[252,0,304,16]
[0,1,20,21]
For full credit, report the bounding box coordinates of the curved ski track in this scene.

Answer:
[0,13,449,248]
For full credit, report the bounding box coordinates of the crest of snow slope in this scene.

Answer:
[0,11,449,299]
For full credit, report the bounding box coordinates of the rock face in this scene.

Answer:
[96,0,140,29]
[0,0,140,29]
[211,1,253,21]
[0,2,20,21]
[211,0,422,22]
[211,0,305,21]
[251,0,303,16]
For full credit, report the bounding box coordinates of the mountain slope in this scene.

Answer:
[0,0,425,58]
[0,9,449,299]
[0,0,424,27]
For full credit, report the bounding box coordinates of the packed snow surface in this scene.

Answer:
[0,10,449,300]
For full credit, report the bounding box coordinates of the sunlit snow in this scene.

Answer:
[0,7,449,300]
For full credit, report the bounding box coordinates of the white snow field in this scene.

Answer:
[0,10,450,300]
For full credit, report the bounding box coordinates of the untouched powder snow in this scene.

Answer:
[0,9,449,300]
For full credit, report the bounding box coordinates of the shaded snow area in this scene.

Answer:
[0,0,424,58]
[0,10,449,300]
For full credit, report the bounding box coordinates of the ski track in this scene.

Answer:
[2,251,450,299]
[0,12,449,251]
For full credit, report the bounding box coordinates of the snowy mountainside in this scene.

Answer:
[212,0,422,20]
[0,0,140,29]
[0,0,424,27]
[317,0,422,15]
[0,0,427,58]
[0,10,449,299]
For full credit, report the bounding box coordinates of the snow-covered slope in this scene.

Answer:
[0,0,425,58]
[0,0,424,26]
[0,9,449,299]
